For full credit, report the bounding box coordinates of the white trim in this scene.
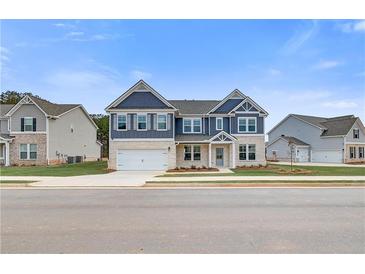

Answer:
[208,89,246,114]
[229,97,269,116]
[209,131,236,142]
[182,144,202,161]
[46,118,49,164]
[23,116,34,132]
[320,135,345,138]
[111,138,175,142]
[216,117,223,130]
[237,144,257,161]
[108,109,174,113]
[237,117,257,133]
[10,131,46,134]
[19,143,38,161]
[345,142,365,145]
[156,113,168,131]
[116,114,128,131]
[136,114,148,131]
[5,141,10,166]
[105,80,177,111]
[182,117,202,134]
[208,143,212,168]
[352,128,360,139]
[5,95,48,117]
[232,133,265,137]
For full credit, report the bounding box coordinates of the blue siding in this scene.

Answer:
[210,117,231,136]
[111,113,174,139]
[213,99,243,113]
[116,92,172,109]
[231,113,264,134]
[175,117,209,135]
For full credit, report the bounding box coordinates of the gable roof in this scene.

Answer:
[29,96,80,116]
[105,80,177,111]
[280,136,309,146]
[208,89,246,114]
[268,114,359,137]
[169,100,219,115]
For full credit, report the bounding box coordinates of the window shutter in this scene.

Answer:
[167,114,171,130]
[153,114,157,130]
[133,114,137,130]
[114,114,118,130]
[21,118,24,132]
[33,118,37,131]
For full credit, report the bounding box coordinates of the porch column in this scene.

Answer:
[208,143,212,168]
[231,142,235,168]
[5,141,10,166]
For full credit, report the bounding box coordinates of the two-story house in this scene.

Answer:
[105,80,268,171]
[0,95,101,166]
[266,114,365,163]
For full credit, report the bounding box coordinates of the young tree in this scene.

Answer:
[90,114,109,158]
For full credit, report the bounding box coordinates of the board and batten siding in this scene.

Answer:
[231,113,264,135]
[48,107,100,161]
[115,91,173,109]
[10,104,46,132]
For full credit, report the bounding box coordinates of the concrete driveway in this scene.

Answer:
[1,171,163,187]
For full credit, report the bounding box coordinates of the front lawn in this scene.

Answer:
[0,161,109,177]
[0,180,37,184]
[160,164,365,177]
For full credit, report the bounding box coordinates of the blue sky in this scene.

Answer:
[1,19,364,131]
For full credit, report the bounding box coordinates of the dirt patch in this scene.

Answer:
[275,168,314,175]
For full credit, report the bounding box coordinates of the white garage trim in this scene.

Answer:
[117,149,168,171]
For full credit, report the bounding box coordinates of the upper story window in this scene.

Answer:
[157,114,167,130]
[238,117,256,133]
[117,114,127,130]
[137,115,147,130]
[23,117,35,132]
[353,128,359,139]
[216,118,223,130]
[183,118,201,133]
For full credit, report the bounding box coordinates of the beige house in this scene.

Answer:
[0,95,101,166]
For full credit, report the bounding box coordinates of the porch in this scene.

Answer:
[0,134,12,166]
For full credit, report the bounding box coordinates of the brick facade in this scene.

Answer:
[9,134,47,166]
[344,144,365,163]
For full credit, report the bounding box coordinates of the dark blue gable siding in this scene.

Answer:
[175,117,209,135]
[231,113,264,134]
[116,92,172,109]
[209,117,230,136]
[213,99,243,113]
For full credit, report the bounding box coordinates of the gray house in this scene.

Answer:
[266,114,365,163]
[0,95,101,166]
[105,80,268,171]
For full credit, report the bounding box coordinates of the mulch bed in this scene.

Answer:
[167,167,219,173]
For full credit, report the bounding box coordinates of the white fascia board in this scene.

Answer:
[5,95,48,117]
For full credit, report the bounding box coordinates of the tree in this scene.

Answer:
[90,114,109,158]
[0,90,43,104]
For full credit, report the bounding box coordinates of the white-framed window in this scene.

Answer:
[24,117,34,132]
[193,145,201,161]
[137,114,147,130]
[359,147,364,159]
[19,144,37,160]
[183,118,202,133]
[239,144,256,161]
[350,146,356,159]
[184,145,192,161]
[238,117,256,133]
[216,117,223,130]
[183,145,201,161]
[353,128,359,139]
[157,114,167,131]
[117,114,127,130]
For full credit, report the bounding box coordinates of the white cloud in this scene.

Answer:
[288,90,331,101]
[130,70,152,80]
[0,46,10,62]
[281,20,319,55]
[321,100,358,109]
[53,23,76,29]
[313,60,341,70]
[337,20,365,33]
[66,31,84,37]
[268,68,281,76]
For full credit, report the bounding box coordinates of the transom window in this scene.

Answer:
[117,115,127,130]
[20,144,37,160]
[238,117,256,133]
[183,118,201,133]
[157,114,167,130]
[137,115,147,130]
[353,129,360,139]
[183,145,201,161]
[216,118,223,130]
[24,117,34,132]
[359,147,364,159]
[239,144,256,161]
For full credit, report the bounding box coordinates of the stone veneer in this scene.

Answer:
[108,140,176,170]
[176,144,209,168]
[344,144,365,163]
[234,135,266,166]
[9,134,47,166]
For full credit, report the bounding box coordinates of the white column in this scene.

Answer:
[231,142,236,168]
[5,142,10,166]
[208,143,212,168]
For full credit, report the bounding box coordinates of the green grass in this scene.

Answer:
[147,180,365,184]
[160,164,365,177]
[0,161,109,177]
[0,180,36,184]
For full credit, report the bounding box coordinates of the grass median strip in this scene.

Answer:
[0,180,37,186]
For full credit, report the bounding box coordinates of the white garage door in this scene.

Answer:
[311,150,343,163]
[117,149,168,171]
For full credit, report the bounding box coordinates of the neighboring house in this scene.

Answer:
[0,95,101,166]
[105,80,268,171]
[266,114,365,163]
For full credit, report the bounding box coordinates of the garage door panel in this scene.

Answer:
[311,150,343,163]
[117,149,168,171]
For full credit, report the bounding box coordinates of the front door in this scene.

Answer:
[216,147,224,166]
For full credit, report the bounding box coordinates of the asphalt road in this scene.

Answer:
[1,188,365,253]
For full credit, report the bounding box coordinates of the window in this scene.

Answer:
[238,117,256,133]
[248,144,256,160]
[350,147,356,159]
[19,144,37,160]
[183,118,201,133]
[193,145,201,161]
[239,144,247,160]
[137,115,147,130]
[216,118,223,130]
[117,115,127,130]
[157,114,167,130]
[184,145,191,161]
[0,144,4,159]
[353,129,360,139]
[24,117,34,132]
[359,147,364,159]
